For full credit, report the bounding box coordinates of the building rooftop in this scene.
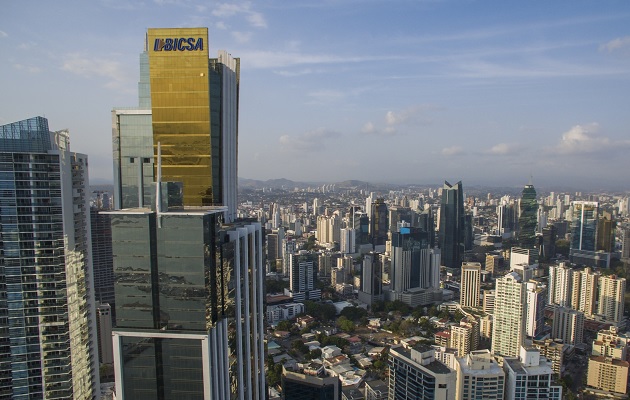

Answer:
[391,346,452,375]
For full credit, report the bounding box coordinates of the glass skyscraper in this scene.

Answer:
[438,181,464,269]
[113,27,239,222]
[109,28,265,399]
[0,117,99,399]
[517,182,538,250]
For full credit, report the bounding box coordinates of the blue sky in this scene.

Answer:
[1,1,630,189]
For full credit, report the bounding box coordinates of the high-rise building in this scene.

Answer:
[0,117,99,399]
[569,201,604,266]
[586,357,629,395]
[450,317,479,357]
[109,28,265,399]
[358,252,384,306]
[112,27,239,222]
[551,307,584,346]
[573,267,599,317]
[438,181,465,269]
[390,227,439,294]
[90,204,115,310]
[548,263,573,307]
[597,275,626,324]
[455,350,505,400]
[288,251,320,302]
[517,183,538,249]
[369,198,388,247]
[524,281,546,339]
[460,262,481,309]
[491,272,525,359]
[108,209,265,399]
[388,344,456,400]
[96,303,114,365]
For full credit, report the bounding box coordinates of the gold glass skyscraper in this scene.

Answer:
[148,27,213,206]
[114,27,240,218]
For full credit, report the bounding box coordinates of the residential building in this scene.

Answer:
[0,117,99,399]
[388,344,456,400]
[548,263,573,307]
[460,262,481,309]
[455,350,504,400]
[532,339,565,376]
[491,272,525,359]
[503,347,562,400]
[586,357,628,395]
[597,275,626,324]
[288,251,321,302]
[365,380,388,400]
[551,307,584,346]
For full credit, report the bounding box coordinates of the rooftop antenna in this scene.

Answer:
[156,142,162,228]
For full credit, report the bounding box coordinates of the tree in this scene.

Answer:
[305,300,337,322]
[266,278,289,294]
[337,316,356,333]
[276,320,293,332]
[291,339,309,354]
[305,348,322,360]
[340,306,367,322]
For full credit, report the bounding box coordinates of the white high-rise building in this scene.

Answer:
[548,263,573,307]
[551,307,584,346]
[492,272,526,359]
[524,281,546,339]
[460,262,481,309]
[598,275,626,324]
[573,267,599,317]
[340,228,356,254]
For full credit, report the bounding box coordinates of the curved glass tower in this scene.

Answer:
[518,183,538,249]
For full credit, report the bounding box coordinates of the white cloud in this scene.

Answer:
[232,31,252,44]
[600,36,630,52]
[279,128,339,151]
[0,30,7,38]
[361,122,375,134]
[548,123,630,155]
[13,63,41,73]
[361,105,433,136]
[61,53,131,91]
[441,146,464,156]
[213,2,267,29]
[485,143,520,155]
[215,21,228,30]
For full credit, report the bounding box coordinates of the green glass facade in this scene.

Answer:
[517,184,538,249]
[438,181,464,269]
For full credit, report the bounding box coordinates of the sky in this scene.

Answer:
[1,1,630,190]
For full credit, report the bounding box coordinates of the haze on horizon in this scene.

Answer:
[1,1,629,191]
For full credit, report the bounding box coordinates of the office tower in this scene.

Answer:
[551,307,583,346]
[509,247,534,269]
[266,231,280,272]
[596,211,615,252]
[0,117,99,399]
[288,251,320,301]
[110,28,265,399]
[369,198,388,247]
[91,205,115,309]
[548,263,573,307]
[455,350,505,400]
[497,202,516,237]
[517,182,537,249]
[313,198,320,216]
[97,303,114,365]
[109,209,265,399]
[491,272,525,359]
[569,201,602,265]
[340,228,356,254]
[365,380,388,400]
[358,252,384,306]
[597,275,626,324]
[540,225,556,261]
[388,206,412,234]
[390,228,440,295]
[622,225,630,260]
[388,344,456,400]
[414,209,436,248]
[282,238,297,277]
[112,27,239,222]
[460,262,481,309]
[524,281,546,339]
[503,347,562,400]
[438,181,465,269]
